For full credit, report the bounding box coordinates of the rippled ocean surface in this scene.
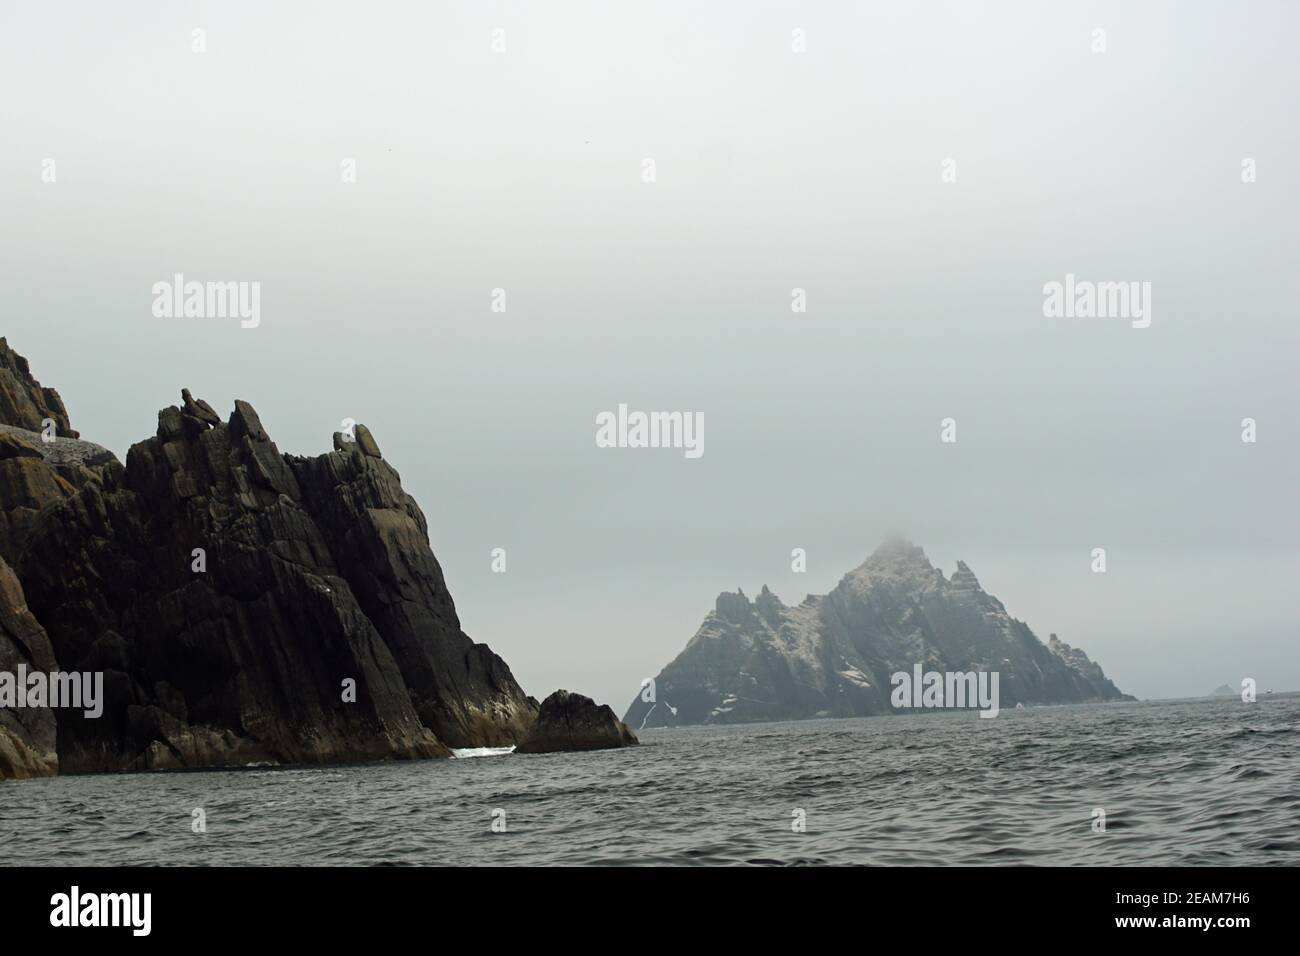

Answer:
[3,696,1297,866]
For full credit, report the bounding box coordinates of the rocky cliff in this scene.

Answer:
[625,538,1132,729]
[0,338,543,778]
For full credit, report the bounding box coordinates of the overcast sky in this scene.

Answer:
[2,1,1297,711]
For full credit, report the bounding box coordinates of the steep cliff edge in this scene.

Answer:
[625,538,1132,729]
[0,337,77,438]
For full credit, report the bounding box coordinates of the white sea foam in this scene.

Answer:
[451,746,516,759]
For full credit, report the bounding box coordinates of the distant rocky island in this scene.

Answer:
[625,539,1132,729]
[1208,684,1236,697]
[0,337,634,781]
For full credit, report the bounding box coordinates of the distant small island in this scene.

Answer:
[626,538,1132,729]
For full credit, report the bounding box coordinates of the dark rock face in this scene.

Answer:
[625,538,1132,729]
[0,557,59,779]
[516,690,638,754]
[13,394,537,772]
[0,337,540,778]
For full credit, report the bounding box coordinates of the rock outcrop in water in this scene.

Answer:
[625,538,1132,729]
[0,337,554,779]
[516,690,639,754]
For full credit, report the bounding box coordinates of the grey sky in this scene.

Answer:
[2,1,1297,710]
